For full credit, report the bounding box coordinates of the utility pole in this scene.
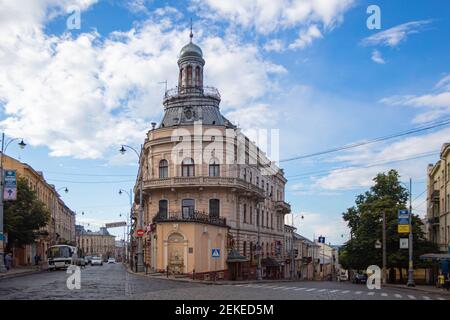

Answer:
[382,211,387,285]
[407,178,415,286]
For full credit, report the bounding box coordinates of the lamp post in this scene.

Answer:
[119,144,144,273]
[0,133,26,273]
[400,179,415,287]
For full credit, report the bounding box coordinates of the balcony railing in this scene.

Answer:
[143,176,266,199]
[153,210,227,227]
[274,201,291,213]
[164,86,221,101]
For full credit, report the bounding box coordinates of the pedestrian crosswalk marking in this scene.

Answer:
[367,292,375,296]
[423,296,431,300]
[381,293,388,297]
[394,294,402,298]
[282,287,296,290]
[408,295,416,300]
[306,288,316,292]
[341,290,350,294]
[329,289,340,293]
[317,289,326,292]
[437,297,445,300]
[354,291,362,295]
[294,287,306,291]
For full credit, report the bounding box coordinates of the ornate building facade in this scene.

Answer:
[75,226,115,260]
[133,33,291,280]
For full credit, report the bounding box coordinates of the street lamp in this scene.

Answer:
[401,179,415,287]
[0,133,27,273]
[119,188,133,265]
[119,144,144,273]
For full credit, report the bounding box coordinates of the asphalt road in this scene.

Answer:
[0,263,448,300]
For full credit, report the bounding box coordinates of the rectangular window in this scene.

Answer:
[182,199,195,218]
[250,206,253,224]
[209,199,220,218]
[243,204,247,223]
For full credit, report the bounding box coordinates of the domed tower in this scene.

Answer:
[160,27,235,129]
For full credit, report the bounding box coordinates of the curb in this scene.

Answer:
[0,268,47,281]
[383,284,450,296]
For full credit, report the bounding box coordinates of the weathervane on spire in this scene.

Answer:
[189,18,193,42]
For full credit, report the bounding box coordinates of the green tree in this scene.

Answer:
[4,176,50,249]
[339,170,438,282]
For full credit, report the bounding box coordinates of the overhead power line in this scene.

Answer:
[280,117,450,163]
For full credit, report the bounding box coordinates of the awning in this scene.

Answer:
[226,249,249,263]
[261,257,281,267]
[420,253,450,261]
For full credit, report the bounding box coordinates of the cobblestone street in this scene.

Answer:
[0,263,448,300]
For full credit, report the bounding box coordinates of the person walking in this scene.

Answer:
[4,253,12,271]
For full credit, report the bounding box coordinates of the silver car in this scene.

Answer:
[91,256,103,266]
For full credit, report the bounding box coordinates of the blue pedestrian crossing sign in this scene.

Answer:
[212,248,220,258]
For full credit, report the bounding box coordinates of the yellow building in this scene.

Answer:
[2,154,76,266]
[76,226,115,260]
[132,34,291,280]
[426,143,450,252]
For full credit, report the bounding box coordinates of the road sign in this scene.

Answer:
[400,238,409,249]
[105,221,127,228]
[136,229,145,237]
[318,236,325,243]
[398,224,410,233]
[375,240,382,249]
[212,248,220,258]
[398,209,409,217]
[3,170,17,201]
[398,217,409,225]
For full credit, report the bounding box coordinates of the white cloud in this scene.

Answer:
[371,49,385,64]
[361,20,432,47]
[0,1,285,159]
[263,39,285,52]
[288,24,323,50]
[380,75,450,123]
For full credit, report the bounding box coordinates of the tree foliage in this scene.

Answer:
[339,170,438,272]
[4,176,50,248]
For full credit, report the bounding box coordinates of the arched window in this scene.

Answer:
[158,200,168,219]
[159,159,168,178]
[182,158,195,176]
[209,158,220,177]
[195,66,201,87]
[179,68,183,87]
[209,199,220,218]
[186,65,193,87]
[182,199,195,218]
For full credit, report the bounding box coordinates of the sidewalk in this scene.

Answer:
[0,265,47,280]
[384,283,450,296]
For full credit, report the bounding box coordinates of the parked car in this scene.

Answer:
[107,258,116,264]
[91,256,103,266]
[85,256,93,265]
[352,272,368,284]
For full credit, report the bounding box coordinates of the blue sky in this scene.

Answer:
[1,0,449,244]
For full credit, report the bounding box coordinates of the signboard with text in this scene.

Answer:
[105,221,127,228]
[398,224,410,233]
[3,170,17,201]
[400,238,409,249]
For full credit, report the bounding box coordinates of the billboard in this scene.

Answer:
[105,221,127,228]
[3,170,17,201]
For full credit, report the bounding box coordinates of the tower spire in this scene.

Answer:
[189,18,193,43]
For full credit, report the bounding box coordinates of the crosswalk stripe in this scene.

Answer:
[381,293,388,297]
[282,287,295,290]
[423,296,431,300]
[408,295,416,300]
[354,291,362,295]
[294,287,306,291]
[394,294,402,298]
[437,297,445,300]
[341,290,350,294]
[272,286,284,289]
[367,292,375,296]
[329,290,340,293]
[317,289,327,292]
[306,288,316,292]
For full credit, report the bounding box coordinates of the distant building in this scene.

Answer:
[426,143,450,252]
[2,154,76,266]
[76,226,115,260]
[293,233,320,280]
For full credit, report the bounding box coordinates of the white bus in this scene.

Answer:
[47,245,83,270]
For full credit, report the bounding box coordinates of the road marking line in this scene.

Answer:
[235,284,244,287]
[394,294,402,298]
[282,287,296,290]
[341,290,350,294]
[367,292,375,296]
[437,297,445,300]
[306,288,316,292]
[381,293,388,297]
[408,295,416,300]
[423,296,431,300]
[354,291,362,295]
[317,289,327,292]
[272,286,285,290]
[294,287,306,291]
[329,290,340,293]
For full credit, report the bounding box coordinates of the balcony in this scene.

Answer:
[431,190,439,202]
[153,210,227,227]
[163,86,221,102]
[143,176,266,200]
[427,216,440,225]
[275,201,291,214]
